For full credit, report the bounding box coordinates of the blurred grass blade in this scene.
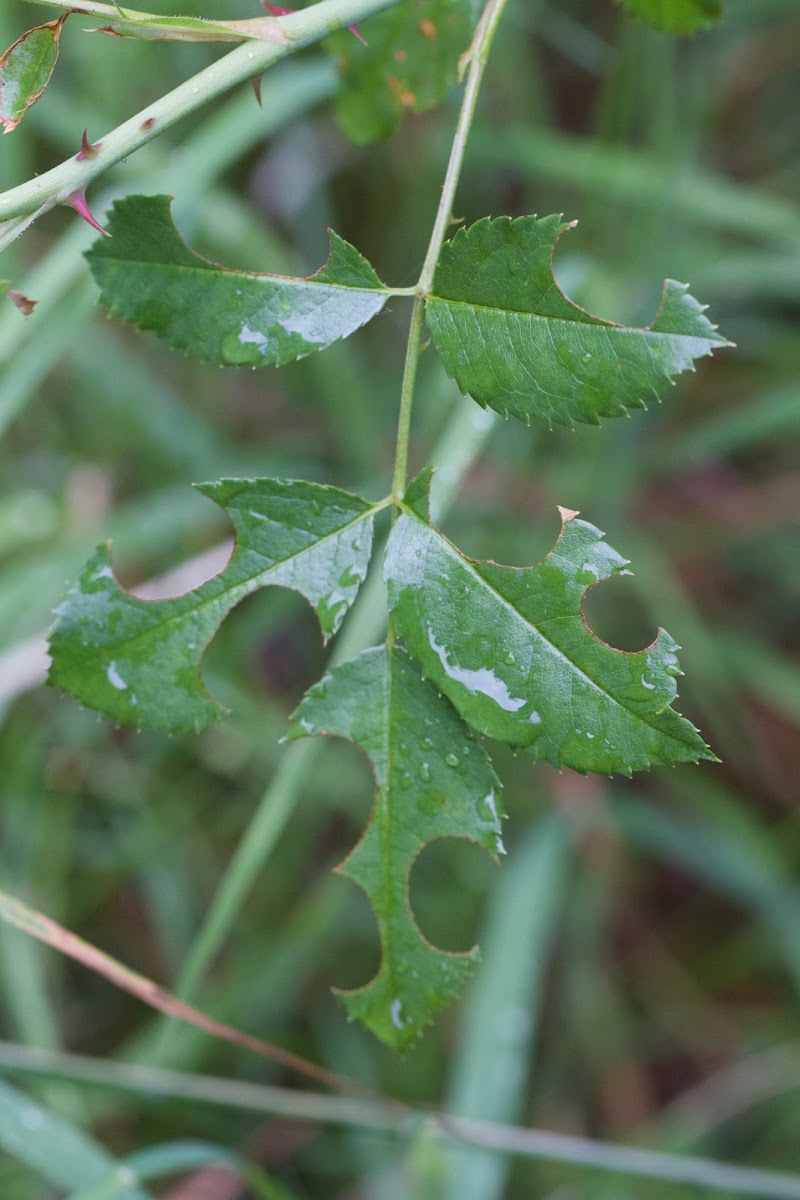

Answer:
[475,128,800,245]
[0,885,370,1096]
[69,1139,284,1200]
[611,797,800,989]
[445,813,571,1200]
[661,380,800,467]
[3,1044,800,1197]
[718,632,800,726]
[0,1077,151,1198]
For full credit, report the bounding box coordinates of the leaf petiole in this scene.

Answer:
[389,0,512,505]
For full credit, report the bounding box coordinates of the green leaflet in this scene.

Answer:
[286,644,504,1050]
[0,16,66,133]
[425,215,730,429]
[329,0,477,144]
[617,0,723,35]
[48,479,377,732]
[385,472,714,775]
[86,195,390,367]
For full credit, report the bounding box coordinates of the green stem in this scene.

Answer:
[390,297,427,503]
[0,0,402,229]
[3,1044,800,1198]
[389,0,511,504]
[23,0,290,42]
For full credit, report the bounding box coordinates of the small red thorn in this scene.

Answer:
[262,3,365,43]
[251,76,263,107]
[76,130,101,161]
[64,190,110,236]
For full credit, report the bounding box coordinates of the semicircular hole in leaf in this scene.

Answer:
[581,571,660,654]
[409,835,498,953]
[386,478,715,775]
[426,214,731,430]
[48,478,379,733]
[86,195,392,368]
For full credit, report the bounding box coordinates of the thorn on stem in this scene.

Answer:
[251,76,263,107]
[76,130,101,161]
[64,190,109,236]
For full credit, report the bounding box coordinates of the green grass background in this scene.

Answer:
[0,0,799,1196]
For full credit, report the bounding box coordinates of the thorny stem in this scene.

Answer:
[0,0,402,236]
[389,0,511,506]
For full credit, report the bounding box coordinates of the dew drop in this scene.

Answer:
[419,762,431,782]
[445,752,459,768]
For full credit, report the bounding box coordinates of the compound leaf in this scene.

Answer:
[287,644,504,1050]
[49,479,377,732]
[329,0,478,144]
[87,195,390,367]
[617,0,722,35]
[426,215,730,429]
[0,16,66,133]
[385,473,714,775]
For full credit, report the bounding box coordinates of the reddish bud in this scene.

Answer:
[64,190,109,236]
[76,129,101,161]
[7,290,37,317]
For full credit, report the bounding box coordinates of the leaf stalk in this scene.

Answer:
[389,0,511,505]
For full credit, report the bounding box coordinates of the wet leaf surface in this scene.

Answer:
[87,195,390,366]
[426,215,730,428]
[49,479,378,731]
[287,643,504,1050]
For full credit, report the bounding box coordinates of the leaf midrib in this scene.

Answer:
[427,293,720,343]
[80,504,379,664]
[412,515,700,753]
[98,256,393,297]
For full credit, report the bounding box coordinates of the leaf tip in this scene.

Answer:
[557,506,580,523]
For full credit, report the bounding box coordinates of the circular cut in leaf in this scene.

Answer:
[87,195,391,367]
[48,479,377,732]
[287,644,504,1050]
[426,215,731,429]
[385,471,715,775]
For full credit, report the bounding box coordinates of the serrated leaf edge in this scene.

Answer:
[48,480,383,733]
[287,645,504,1049]
[392,475,715,772]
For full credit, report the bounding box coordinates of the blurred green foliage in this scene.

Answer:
[0,0,798,1196]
